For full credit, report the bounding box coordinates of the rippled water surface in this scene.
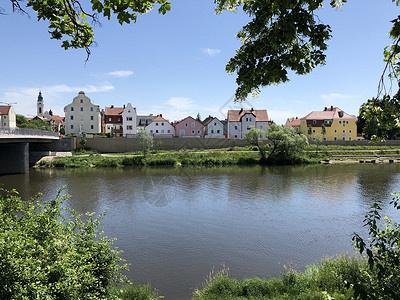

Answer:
[2,164,400,299]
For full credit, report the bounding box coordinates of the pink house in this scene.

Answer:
[174,116,204,138]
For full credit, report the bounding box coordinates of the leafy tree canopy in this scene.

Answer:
[5,0,400,101]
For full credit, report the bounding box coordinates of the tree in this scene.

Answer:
[196,113,202,122]
[0,187,127,299]
[16,114,28,127]
[307,126,313,140]
[266,124,308,163]
[138,129,153,156]
[5,1,400,100]
[245,126,267,162]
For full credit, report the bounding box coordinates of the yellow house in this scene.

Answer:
[284,117,301,133]
[299,106,357,141]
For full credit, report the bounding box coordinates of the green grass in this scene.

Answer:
[193,254,367,300]
[108,283,161,300]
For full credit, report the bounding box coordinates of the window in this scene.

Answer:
[127,117,132,121]
[90,107,93,112]
[349,137,352,141]
[217,130,220,133]
[161,123,164,126]
[80,99,83,103]
[334,129,337,133]
[70,116,74,120]
[211,130,214,133]
[192,130,195,134]
[150,130,153,133]
[312,138,316,141]
[156,123,159,126]
[234,125,238,130]
[323,137,327,141]
[312,129,316,133]
[313,120,317,125]
[214,122,216,126]
[185,123,188,127]
[127,125,133,130]
[343,137,346,141]
[117,118,120,121]
[334,137,337,141]
[246,118,248,121]
[168,130,170,133]
[250,118,252,121]
[197,130,201,134]
[346,121,349,124]
[191,122,195,127]
[247,127,251,130]
[339,121,342,124]
[234,135,237,138]
[119,126,122,130]
[71,125,74,129]
[80,107,83,112]
[349,130,352,133]
[180,130,185,135]
[109,117,111,121]
[343,130,345,133]
[90,116,94,120]
[156,130,159,133]
[71,107,74,111]
[91,125,94,130]
[161,130,164,133]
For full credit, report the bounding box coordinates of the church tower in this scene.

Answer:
[37,91,44,117]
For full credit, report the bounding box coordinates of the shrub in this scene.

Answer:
[0,188,127,299]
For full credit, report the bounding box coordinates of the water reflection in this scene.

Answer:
[1,164,400,300]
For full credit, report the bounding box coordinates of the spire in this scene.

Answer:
[37,91,43,103]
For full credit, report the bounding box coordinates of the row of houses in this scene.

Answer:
[63,91,272,139]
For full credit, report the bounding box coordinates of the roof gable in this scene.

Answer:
[227,109,269,122]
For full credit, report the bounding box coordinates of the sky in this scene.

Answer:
[0,0,398,125]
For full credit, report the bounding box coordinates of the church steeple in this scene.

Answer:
[37,91,44,117]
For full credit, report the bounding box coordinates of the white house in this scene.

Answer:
[64,91,101,135]
[137,114,156,132]
[227,108,271,139]
[145,114,175,137]
[122,103,137,137]
[202,116,225,138]
[0,105,16,130]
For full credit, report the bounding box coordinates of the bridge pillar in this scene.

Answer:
[0,142,29,175]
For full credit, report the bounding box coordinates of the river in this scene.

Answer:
[1,164,400,299]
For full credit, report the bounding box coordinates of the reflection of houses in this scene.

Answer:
[202,115,224,138]
[104,105,124,137]
[36,92,65,132]
[227,108,271,139]
[137,114,156,132]
[174,116,204,138]
[299,106,357,141]
[122,103,137,137]
[284,117,300,133]
[145,114,175,137]
[64,91,101,135]
[0,105,16,130]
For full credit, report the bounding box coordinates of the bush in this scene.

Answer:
[0,188,127,299]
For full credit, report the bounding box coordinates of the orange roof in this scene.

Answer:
[285,119,301,127]
[105,107,124,115]
[0,106,10,115]
[151,115,170,123]
[51,115,65,124]
[301,107,356,120]
[227,109,269,122]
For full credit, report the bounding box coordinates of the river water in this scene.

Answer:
[1,164,400,299]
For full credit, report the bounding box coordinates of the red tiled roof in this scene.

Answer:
[0,106,10,115]
[174,116,202,126]
[105,107,124,115]
[151,115,170,123]
[227,109,269,122]
[301,107,355,120]
[285,119,301,127]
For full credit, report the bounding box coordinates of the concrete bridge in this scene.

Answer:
[0,128,65,175]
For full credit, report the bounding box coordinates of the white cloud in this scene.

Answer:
[1,84,114,117]
[320,93,360,101]
[167,97,198,110]
[108,70,134,78]
[201,48,222,57]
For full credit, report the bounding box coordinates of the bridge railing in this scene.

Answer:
[0,128,59,137]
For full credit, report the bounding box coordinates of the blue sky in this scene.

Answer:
[0,0,398,124]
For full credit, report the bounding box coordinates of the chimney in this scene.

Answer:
[338,111,344,118]
[111,105,114,108]
[330,105,333,111]
[160,114,162,117]
[324,107,327,111]
[123,104,125,109]
[251,107,254,111]
[239,108,243,114]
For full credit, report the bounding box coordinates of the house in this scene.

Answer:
[104,105,124,137]
[145,114,175,137]
[299,106,357,141]
[284,117,301,133]
[174,116,204,138]
[36,92,65,132]
[64,91,101,135]
[0,105,16,130]
[137,114,156,132]
[202,115,225,138]
[227,108,271,139]
[122,103,137,137]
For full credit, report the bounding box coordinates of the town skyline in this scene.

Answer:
[0,0,397,125]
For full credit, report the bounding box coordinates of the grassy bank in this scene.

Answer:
[193,255,367,300]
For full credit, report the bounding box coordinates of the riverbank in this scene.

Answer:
[34,145,400,168]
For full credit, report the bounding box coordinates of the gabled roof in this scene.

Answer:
[151,115,170,123]
[202,116,221,126]
[227,109,269,122]
[0,106,10,115]
[105,107,124,116]
[301,107,356,120]
[174,116,203,126]
[285,119,301,127]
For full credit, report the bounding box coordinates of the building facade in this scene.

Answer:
[0,105,16,130]
[145,114,175,137]
[174,116,204,138]
[122,103,137,136]
[227,109,270,139]
[64,91,101,135]
[299,106,357,141]
[104,106,124,137]
[202,116,225,138]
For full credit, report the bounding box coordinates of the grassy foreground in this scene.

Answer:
[193,255,367,300]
